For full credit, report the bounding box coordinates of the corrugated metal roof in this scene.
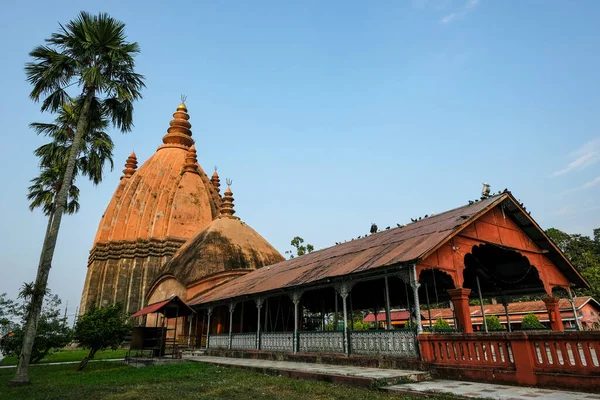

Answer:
[188,194,505,306]
[187,192,588,307]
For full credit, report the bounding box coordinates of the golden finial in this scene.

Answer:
[160,97,193,149]
[121,151,138,179]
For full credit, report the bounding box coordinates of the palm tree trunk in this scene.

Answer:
[10,90,95,386]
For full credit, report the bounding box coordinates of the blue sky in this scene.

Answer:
[0,0,599,319]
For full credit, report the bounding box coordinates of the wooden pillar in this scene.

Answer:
[334,293,339,331]
[567,288,581,331]
[425,283,432,329]
[206,307,212,349]
[292,292,302,353]
[384,276,392,330]
[410,264,423,334]
[447,288,473,333]
[255,298,263,350]
[476,276,488,333]
[501,296,511,332]
[338,284,350,355]
[228,302,235,349]
[542,296,564,332]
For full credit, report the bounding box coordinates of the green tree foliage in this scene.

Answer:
[285,237,314,259]
[0,290,71,363]
[433,318,452,332]
[485,315,504,331]
[74,304,131,371]
[15,11,144,384]
[521,314,547,330]
[546,227,600,299]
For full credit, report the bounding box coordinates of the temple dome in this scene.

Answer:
[93,104,221,244]
[160,188,284,291]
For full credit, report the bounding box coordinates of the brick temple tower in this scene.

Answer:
[79,101,221,314]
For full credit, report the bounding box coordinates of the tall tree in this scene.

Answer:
[28,98,114,238]
[546,227,600,299]
[13,12,144,385]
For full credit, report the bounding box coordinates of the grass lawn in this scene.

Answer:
[0,361,450,400]
[0,348,128,366]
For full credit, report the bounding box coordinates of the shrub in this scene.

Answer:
[521,314,547,330]
[433,318,452,332]
[485,315,504,331]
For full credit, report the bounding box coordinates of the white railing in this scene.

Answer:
[231,333,257,350]
[260,332,294,352]
[298,331,345,354]
[208,334,229,349]
[349,330,418,357]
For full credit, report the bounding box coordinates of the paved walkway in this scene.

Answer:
[0,358,122,369]
[385,379,599,400]
[187,356,428,387]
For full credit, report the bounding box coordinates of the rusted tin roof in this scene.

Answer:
[188,194,507,306]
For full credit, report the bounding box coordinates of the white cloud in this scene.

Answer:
[441,13,457,24]
[465,0,480,9]
[554,138,600,176]
[440,0,481,24]
[582,176,600,189]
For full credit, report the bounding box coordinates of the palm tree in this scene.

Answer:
[28,98,114,239]
[12,12,144,385]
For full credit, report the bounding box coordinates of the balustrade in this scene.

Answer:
[230,333,257,350]
[350,330,418,357]
[298,331,344,354]
[260,332,294,352]
[208,333,230,349]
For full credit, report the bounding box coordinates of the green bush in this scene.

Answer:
[485,315,504,331]
[433,318,452,332]
[521,314,547,330]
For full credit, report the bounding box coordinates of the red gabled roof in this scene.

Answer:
[131,296,195,318]
[363,310,426,322]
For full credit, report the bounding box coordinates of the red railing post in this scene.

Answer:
[418,334,434,362]
[447,288,473,333]
[509,332,537,386]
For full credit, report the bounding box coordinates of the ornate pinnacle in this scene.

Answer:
[211,166,221,195]
[183,145,199,174]
[121,152,138,179]
[220,179,237,219]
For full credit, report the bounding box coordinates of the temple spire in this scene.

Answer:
[182,145,199,174]
[211,167,221,195]
[219,179,238,219]
[121,152,138,179]
[160,96,194,149]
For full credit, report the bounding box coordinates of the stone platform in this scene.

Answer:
[186,355,429,388]
[385,379,598,400]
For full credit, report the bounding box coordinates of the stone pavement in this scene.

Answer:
[0,358,122,369]
[385,379,599,400]
[186,356,428,387]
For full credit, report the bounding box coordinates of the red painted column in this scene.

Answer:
[509,332,538,386]
[542,296,564,332]
[447,288,473,333]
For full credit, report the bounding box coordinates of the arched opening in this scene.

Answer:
[418,269,456,330]
[463,244,545,297]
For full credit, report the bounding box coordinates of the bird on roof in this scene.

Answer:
[370,223,378,234]
[482,182,491,197]
[469,200,474,205]
[424,214,428,218]
[411,218,416,223]
[386,226,390,230]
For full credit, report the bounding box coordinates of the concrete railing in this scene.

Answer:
[419,331,600,391]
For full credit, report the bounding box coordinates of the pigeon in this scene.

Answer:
[468,200,474,205]
[386,226,390,230]
[424,214,428,218]
[370,223,378,234]
[411,218,417,223]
